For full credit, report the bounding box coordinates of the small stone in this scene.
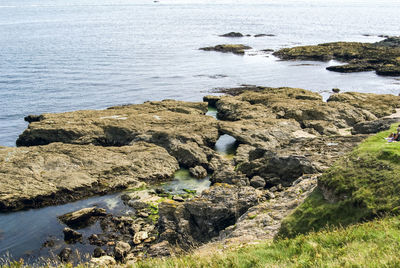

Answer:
[89,234,103,246]
[250,176,266,189]
[332,88,341,93]
[220,32,243,37]
[63,227,82,243]
[133,231,149,244]
[59,247,72,263]
[93,247,106,258]
[172,195,184,202]
[107,241,115,246]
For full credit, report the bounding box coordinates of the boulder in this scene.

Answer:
[114,241,131,262]
[189,166,207,178]
[147,241,172,257]
[133,231,149,244]
[63,227,82,243]
[89,256,116,267]
[352,118,400,134]
[93,247,106,258]
[250,176,266,189]
[0,142,178,211]
[59,207,107,228]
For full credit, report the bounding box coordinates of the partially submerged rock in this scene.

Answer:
[63,227,83,243]
[59,207,107,229]
[219,32,244,37]
[0,142,178,211]
[273,38,400,76]
[200,44,252,55]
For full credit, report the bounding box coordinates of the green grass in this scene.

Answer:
[134,216,400,268]
[279,123,400,237]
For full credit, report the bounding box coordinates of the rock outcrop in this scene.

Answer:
[16,100,219,170]
[219,32,244,38]
[199,44,252,55]
[273,38,400,76]
[0,142,178,211]
[158,183,260,249]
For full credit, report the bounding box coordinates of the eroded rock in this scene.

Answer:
[59,207,107,229]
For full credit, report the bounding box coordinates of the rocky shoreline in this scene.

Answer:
[1,86,400,265]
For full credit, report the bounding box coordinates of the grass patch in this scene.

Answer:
[279,123,400,237]
[134,216,400,268]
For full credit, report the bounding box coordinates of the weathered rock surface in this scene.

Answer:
[273,38,400,76]
[63,227,83,243]
[200,44,252,55]
[189,165,208,178]
[59,207,107,228]
[0,142,178,211]
[114,241,131,262]
[352,117,400,134]
[158,183,260,249]
[89,255,116,267]
[16,100,219,169]
[218,174,318,243]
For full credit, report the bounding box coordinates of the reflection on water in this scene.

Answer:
[214,134,238,159]
[161,169,211,195]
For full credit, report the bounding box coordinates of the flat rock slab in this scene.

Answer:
[0,142,178,211]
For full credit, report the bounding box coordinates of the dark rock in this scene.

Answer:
[220,32,244,37]
[58,247,72,263]
[200,44,252,55]
[254,34,275,37]
[374,36,400,47]
[352,118,400,134]
[203,95,221,107]
[63,227,82,243]
[24,114,44,123]
[210,167,249,186]
[58,207,107,229]
[189,166,207,178]
[250,176,266,189]
[332,88,340,93]
[89,234,103,246]
[93,247,106,258]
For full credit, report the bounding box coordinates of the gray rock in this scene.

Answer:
[89,256,116,267]
[93,247,106,258]
[147,241,172,257]
[114,241,131,262]
[250,176,266,189]
[189,166,207,178]
[352,118,400,134]
[59,247,72,263]
[220,32,244,37]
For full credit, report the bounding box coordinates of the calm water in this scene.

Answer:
[1,0,400,146]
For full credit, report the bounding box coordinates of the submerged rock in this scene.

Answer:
[0,142,178,211]
[273,38,400,76]
[254,34,275,37]
[219,32,244,37]
[200,44,252,55]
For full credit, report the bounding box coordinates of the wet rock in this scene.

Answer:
[93,247,106,258]
[158,184,260,249]
[273,39,400,77]
[200,44,252,55]
[254,34,275,37]
[189,166,207,178]
[352,118,400,134]
[58,247,72,263]
[63,227,82,243]
[147,241,172,257]
[24,114,44,123]
[114,241,131,262]
[59,207,107,229]
[133,231,149,244]
[89,256,116,267]
[250,176,266,189]
[220,32,243,37]
[0,142,179,212]
[332,88,340,93]
[172,195,185,202]
[89,234,103,246]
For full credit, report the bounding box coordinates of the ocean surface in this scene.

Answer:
[1,0,400,147]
